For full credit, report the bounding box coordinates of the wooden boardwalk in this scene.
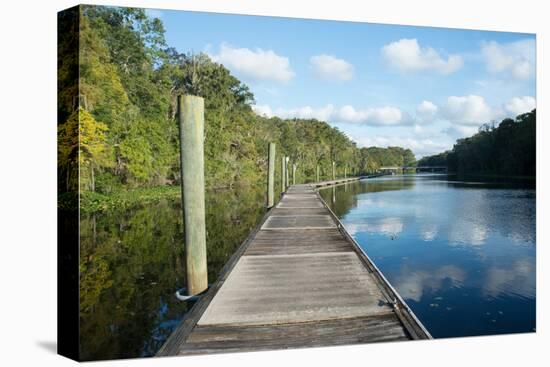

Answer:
[158,178,430,356]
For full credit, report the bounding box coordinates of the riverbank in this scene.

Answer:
[59,176,372,214]
[58,186,182,214]
[60,183,272,214]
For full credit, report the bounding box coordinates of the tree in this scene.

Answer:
[58,107,112,192]
[419,110,536,177]
[59,5,424,194]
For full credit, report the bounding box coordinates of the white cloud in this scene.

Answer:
[252,104,274,118]
[310,54,354,81]
[442,95,536,138]
[381,38,463,74]
[481,39,535,80]
[504,96,536,116]
[413,125,425,135]
[253,104,335,121]
[336,105,406,126]
[416,100,438,122]
[210,43,295,83]
[353,135,452,157]
[252,103,412,126]
[443,95,494,126]
[444,125,481,138]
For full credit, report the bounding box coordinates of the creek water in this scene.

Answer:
[75,184,273,360]
[319,174,536,338]
[75,173,536,359]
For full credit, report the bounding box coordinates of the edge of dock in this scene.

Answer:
[157,175,430,357]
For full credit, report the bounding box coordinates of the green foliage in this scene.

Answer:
[417,151,449,167]
[58,6,80,123]
[58,107,112,191]
[58,5,419,197]
[74,186,182,214]
[359,146,417,172]
[420,110,536,177]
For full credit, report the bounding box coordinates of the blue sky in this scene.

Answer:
[148,8,536,158]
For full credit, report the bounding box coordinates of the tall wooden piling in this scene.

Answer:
[332,161,336,180]
[316,164,320,182]
[345,166,347,179]
[292,163,297,185]
[267,143,275,208]
[178,95,208,296]
[285,157,290,188]
[281,156,286,193]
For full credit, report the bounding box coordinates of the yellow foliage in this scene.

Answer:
[58,107,112,191]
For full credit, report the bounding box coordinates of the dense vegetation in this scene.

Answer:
[418,110,536,177]
[58,6,416,206]
[361,146,416,169]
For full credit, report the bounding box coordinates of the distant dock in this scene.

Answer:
[158,178,431,356]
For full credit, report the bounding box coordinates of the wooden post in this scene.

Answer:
[267,143,275,208]
[281,156,286,193]
[285,156,290,188]
[316,164,320,182]
[292,163,297,185]
[332,161,336,180]
[345,166,347,179]
[178,95,208,296]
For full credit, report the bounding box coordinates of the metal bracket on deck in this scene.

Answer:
[382,298,399,309]
[175,286,210,302]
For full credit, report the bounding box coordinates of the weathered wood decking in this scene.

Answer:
[157,178,430,356]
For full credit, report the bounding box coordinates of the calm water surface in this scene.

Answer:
[74,174,535,359]
[75,184,276,360]
[320,174,536,338]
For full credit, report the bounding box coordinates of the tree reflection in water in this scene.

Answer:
[75,184,270,360]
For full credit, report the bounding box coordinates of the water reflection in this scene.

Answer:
[74,184,269,360]
[483,259,536,300]
[420,223,438,241]
[395,265,466,302]
[346,217,404,237]
[320,174,536,338]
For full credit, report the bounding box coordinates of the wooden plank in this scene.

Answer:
[276,200,324,208]
[262,215,336,229]
[245,228,352,256]
[318,188,433,340]
[158,179,430,357]
[270,207,328,216]
[178,314,408,355]
[156,206,275,356]
[282,194,319,199]
[197,252,392,326]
